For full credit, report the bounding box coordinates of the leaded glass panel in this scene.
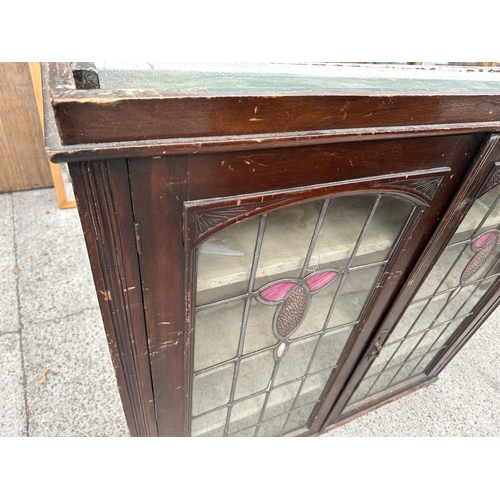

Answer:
[192,193,415,436]
[347,184,500,409]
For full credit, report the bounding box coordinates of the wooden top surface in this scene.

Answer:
[42,63,500,162]
[96,63,500,95]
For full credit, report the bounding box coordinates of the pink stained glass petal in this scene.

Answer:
[260,281,296,302]
[473,231,497,250]
[305,271,338,292]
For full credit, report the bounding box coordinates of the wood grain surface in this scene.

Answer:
[0,63,52,193]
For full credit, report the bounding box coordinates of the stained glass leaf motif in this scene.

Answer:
[461,230,500,284]
[256,269,340,339]
[259,281,296,302]
[305,270,338,292]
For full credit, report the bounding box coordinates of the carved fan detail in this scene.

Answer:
[374,176,443,203]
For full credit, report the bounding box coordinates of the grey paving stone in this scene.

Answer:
[23,308,128,437]
[0,333,27,437]
[0,193,19,334]
[12,188,99,324]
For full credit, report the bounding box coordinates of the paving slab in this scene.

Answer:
[12,188,98,325]
[0,193,19,334]
[0,333,27,437]
[22,308,128,437]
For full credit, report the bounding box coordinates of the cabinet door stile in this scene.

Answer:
[129,156,190,437]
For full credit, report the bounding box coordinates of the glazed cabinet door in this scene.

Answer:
[324,134,500,430]
[186,188,420,437]
[128,135,483,436]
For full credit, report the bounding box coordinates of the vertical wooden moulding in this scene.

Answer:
[129,156,189,437]
[69,159,158,437]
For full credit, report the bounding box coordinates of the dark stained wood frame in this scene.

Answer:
[42,62,500,437]
[184,168,448,250]
[68,159,157,436]
[128,156,189,437]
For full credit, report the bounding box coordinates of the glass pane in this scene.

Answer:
[235,350,275,400]
[346,185,500,410]
[437,241,500,292]
[451,185,500,244]
[365,341,401,378]
[97,63,500,94]
[194,300,245,371]
[313,195,375,268]
[383,330,427,370]
[414,244,466,300]
[228,394,266,434]
[282,402,317,434]
[412,349,444,376]
[349,377,374,406]
[309,325,354,373]
[365,365,403,398]
[418,321,455,350]
[263,381,302,420]
[352,195,413,267]
[255,200,322,283]
[197,217,259,305]
[435,318,466,349]
[274,336,318,386]
[192,363,235,416]
[389,300,428,342]
[328,265,383,328]
[297,370,332,406]
[258,414,289,437]
[243,298,279,355]
[192,408,227,437]
[389,357,423,387]
[228,426,256,437]
[409,293,451,334]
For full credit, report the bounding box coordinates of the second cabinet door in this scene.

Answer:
[324,134,500,431]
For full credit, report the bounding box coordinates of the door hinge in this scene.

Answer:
[367,341,382,360]
[134,223,142,256]
[367,329,388,360]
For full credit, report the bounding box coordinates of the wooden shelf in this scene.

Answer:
[197,197,410,293]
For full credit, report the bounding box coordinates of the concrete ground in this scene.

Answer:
[1,187,499,437]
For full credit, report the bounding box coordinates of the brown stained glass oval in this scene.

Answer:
[275,286,309,338]
[461,233,498,283]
